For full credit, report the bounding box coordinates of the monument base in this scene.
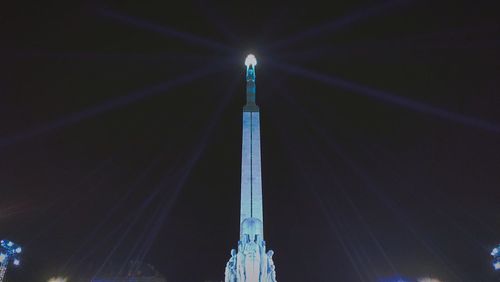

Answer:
[224,218,277,282]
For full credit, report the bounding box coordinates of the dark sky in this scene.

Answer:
[1,1,500,281]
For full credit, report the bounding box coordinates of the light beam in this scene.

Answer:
[0,61,229,148]
[270,61,500,133]
[265,0,411,51]
[99,9,234,53]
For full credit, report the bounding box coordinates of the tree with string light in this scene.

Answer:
[0,239,22,282]
[491,245,500,271]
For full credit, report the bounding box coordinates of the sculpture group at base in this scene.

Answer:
[225,218,277,282]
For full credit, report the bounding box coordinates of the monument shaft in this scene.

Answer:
[240,63,263,235]
[225,55,277,282]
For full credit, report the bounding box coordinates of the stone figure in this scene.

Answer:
[225,249,237,282]
[237,242,245,281]
[259,240,268,282]
[267,250,277,282]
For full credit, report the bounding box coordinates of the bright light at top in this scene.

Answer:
[16,247,22,253]
[245,54,257,67]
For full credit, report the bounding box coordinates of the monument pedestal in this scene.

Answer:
[225,219,276,282]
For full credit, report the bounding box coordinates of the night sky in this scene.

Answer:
[1,1,500,281]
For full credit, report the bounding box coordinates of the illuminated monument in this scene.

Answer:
[224,55,277,282]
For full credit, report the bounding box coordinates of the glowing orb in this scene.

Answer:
[245,54,257,67]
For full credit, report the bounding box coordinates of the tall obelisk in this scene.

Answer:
[224,55,277,282]
[240,53,263,232]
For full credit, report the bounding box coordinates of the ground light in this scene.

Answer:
[379,276,414,282]
[48,277,68,282]
[417,278,443,282]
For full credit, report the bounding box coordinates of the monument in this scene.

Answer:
[224,55,277,282]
